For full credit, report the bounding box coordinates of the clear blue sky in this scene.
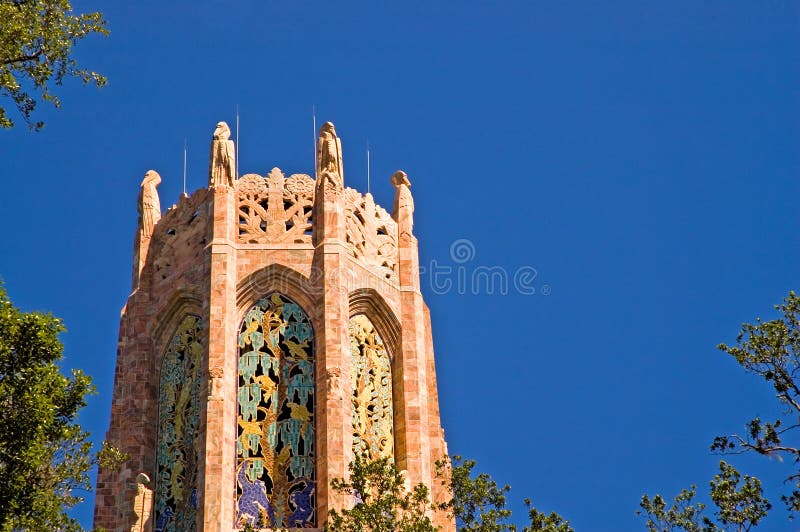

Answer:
[1,1,798,529]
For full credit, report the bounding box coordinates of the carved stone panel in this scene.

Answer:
[349,314,394,461]
[236,169,314,245]
[344,189,399,282]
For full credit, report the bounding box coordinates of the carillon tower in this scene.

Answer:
[93,121,452,531]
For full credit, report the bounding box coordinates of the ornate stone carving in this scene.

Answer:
[349,314,394,461]
[155,316,202,532]
[138,170,162,238]
[326,366,342,396]
[209,366,224,399]
[236,169,314,244]
[316,122,343,192]
[391,170,414,237]
[209,121,236,188]
[131,473,153,532]
[344,188,399,282]
[236,294,316,528]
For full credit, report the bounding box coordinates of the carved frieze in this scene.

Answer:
[236,169,314,245]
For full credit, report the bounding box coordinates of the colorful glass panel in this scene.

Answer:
[236,294,315,528]
[155,315,202,532]
[349,314,394,461]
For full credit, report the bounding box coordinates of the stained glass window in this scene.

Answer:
[349,314,394,461]
[236,294,315,528]
[155,315,202,532]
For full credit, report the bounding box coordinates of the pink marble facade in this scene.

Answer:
[93,123,453,531]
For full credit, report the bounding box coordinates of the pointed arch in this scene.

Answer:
[237,263,319,325]
[348,288,400,360]
[149,289,204,370]
[235,293,316,528]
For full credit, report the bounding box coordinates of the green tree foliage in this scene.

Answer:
[440,455,514,531]
[0,283,121,531]
[439,456,573,532]
[711,291,800,513]
[522,499,575,532]
[327,456,438,532]
[637,292,800,530]
[638,461,770,532]
[0,0,108,130]
[327,455,573,532]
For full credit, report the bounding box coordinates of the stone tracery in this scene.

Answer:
[236,294,315,528]
[236,168,315,244]
[349,314,394,461]
[344,189,398,282]
[155,315,202,532]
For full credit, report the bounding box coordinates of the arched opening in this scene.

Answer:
[235,293,315,528]
[154,315,202,532]
[349,314,395,462]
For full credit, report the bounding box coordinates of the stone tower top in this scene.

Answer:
[132,120,413,293]
[96,120,451,531]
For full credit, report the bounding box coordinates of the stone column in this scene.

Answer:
[312,122,353,522]
[392,171,433,487]
[99,170,164,530]
[201,145,239,530]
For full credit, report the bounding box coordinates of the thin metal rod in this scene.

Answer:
[235,104,240,179]
[312,105,317,173]
[183,139,187,195]
[366,141,371,194]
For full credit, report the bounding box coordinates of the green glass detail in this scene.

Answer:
[155,315,202,532]
[236,294,315,528]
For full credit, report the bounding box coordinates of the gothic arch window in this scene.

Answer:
[349,314,394,461]
[155,315,202,532]
[236,294,315,528]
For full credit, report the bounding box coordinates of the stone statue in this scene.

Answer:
[138,170,161,237]
[209,121,236,187]
[316,122,343,190]
[131,473,152,532]
[391,170,414,235]
[326,366,342,397]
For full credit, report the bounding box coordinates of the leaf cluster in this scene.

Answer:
[327,456,437,532]
[437,455,573,532]
[0,0,108,130]
[712,291,800,513]
[638,461,770,532]
[437,455,516,531]
[0,283,122,531]
[327,455,573,532]
[522,499,575,532]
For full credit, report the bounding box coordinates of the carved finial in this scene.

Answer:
[391,170,411,188]
[391,170,414,235]
[209,121,236,188]
[316,121,343,190]
[138,170,161,237]
[213,121,230,141]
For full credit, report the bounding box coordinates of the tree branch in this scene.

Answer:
[2,48,44,66]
